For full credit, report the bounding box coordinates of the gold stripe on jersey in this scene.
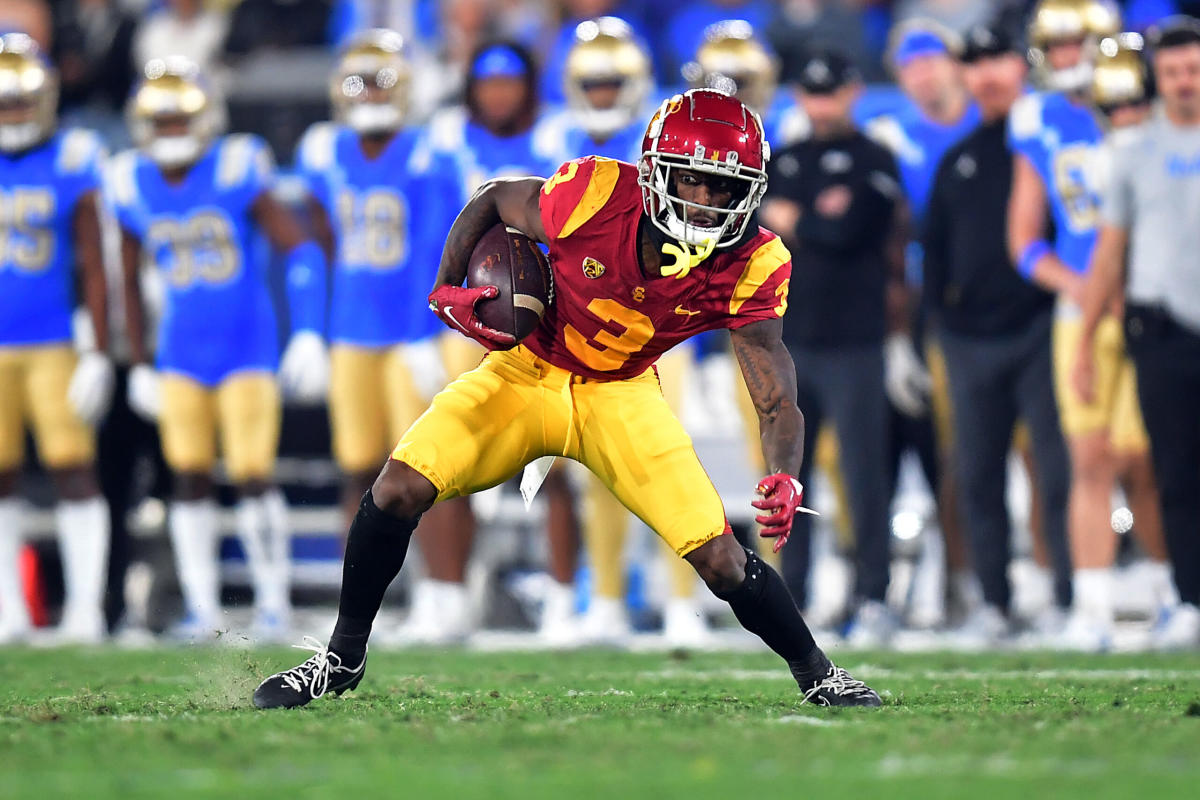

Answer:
[728,236,790,316]
[558,157,621,239]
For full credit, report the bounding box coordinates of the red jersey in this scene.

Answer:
[524,156,791,381]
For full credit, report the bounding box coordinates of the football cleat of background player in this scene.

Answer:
[1027,0,1122,93]
[564,16,653,141]
[682,20,778,118]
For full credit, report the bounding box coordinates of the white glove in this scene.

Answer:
[884,333,933,417]
[67,351,115,425]
[279,330,329,403]
[399,339,448,401]
[127,364,162,421]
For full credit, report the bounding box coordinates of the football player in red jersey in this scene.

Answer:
[254,89,881,709]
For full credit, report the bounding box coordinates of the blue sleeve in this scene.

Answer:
[56,129,107,213]
[284,241,328,335]
[103,151,146,236]
[295,123,337,211]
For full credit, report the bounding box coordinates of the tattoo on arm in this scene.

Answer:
[731,320,805,477]
[434,177,546,291]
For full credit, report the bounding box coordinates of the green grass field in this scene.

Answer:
[3,646,1199,799]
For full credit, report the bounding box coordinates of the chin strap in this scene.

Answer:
[660,237,716,279]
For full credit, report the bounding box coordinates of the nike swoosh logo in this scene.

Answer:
[441,305,473,335]
[674,305,701,316]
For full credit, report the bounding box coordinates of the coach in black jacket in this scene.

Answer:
[923,24,1071,637]
[761,50,909,638]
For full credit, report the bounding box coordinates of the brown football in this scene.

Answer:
[466,224,554,345]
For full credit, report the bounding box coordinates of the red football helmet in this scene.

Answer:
[638,88,770,249]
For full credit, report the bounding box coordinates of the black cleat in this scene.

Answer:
[800,665,882,707]
[253,636,367,709]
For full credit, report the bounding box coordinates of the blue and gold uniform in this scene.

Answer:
[296,121,462,472]
[106,134,284,480]
[1009,90,1148,451]
[0,128,106,470]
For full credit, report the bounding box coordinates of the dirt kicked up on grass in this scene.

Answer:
[3,647,1199,799]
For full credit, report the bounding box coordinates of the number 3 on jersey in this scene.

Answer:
[564,298,655,372]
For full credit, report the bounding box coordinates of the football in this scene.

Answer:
[467,224,554,343]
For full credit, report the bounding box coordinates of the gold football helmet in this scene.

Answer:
[331,28,410,135]
[1028,0,1122,92]
[0,32,58,153]
[1092,34,1148,110]
[564,17,652,139]
[683,20,777,115]
[128,57,223,168]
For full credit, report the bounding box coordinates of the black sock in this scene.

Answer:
[328,491,418,660]
[714,548,831,688]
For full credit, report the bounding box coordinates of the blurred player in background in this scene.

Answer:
[0,33,113,644]
[109,57,328,640]
[683,20,808,151]
[868,19,980,630]
[406,39,566,643]
[1075,18,1200,649]
[1008,1,1173,650]
[254,89,881,710]
[761,49,909,646]
[293,31,469,626]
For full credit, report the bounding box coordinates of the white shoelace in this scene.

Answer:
[279,636,338,699]
[801,666,873,705]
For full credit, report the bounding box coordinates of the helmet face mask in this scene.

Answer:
[565,17,651,139]
[0,34,58,153]
[638,90,769,250]
[332,29,410,136]
[129,58,222,169]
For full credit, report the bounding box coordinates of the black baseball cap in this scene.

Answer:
[960,23,1020,63]
[1147,15,1200,51]
[795,50,860,94]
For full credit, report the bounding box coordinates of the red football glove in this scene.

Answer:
[751,473,819,553]
[428,284,517,351]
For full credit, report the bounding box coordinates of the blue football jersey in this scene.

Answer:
[296,123,460,347]
[534,107,648,165]
[0,129,106,346]
[1008,91,1105,275]
[422,107,561,197]
[866,100,982,227]
[106,135,280,385]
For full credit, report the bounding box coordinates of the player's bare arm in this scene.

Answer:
[884,197,913,334]
[119,229,147,365]
[1008,153,1084,301]
[1072,223,1129,402]
[731,318,814,553]
[72,191,109,352]
[731,318,804,476]
[428,177,546,348]
[433,176,547,289]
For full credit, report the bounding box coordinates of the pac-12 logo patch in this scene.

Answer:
[582,257,606,279]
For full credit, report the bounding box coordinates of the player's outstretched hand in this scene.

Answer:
[67,351,115,425]
[428,285,517,350]
[127,364,162,422]
[752,473,818,553]
[279,331,330,403]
